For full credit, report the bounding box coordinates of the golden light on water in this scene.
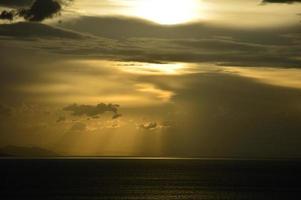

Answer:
[134,0,201,25]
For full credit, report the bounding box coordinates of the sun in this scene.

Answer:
[135,0,200,25]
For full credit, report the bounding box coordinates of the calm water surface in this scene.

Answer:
[1,159,301,200]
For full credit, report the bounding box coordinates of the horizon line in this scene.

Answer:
[1,156,301,161]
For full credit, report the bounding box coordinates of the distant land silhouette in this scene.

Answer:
[0,145,59,157]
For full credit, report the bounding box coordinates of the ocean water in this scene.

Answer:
[0,158,301,200]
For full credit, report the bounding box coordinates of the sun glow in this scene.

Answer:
[135,0,201,25]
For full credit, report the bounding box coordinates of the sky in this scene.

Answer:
[0,0,301,157]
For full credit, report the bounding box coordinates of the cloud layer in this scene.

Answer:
[0,22,83,38]
[1,16,300,68]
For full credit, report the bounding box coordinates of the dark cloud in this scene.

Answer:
[0,0,72,22]
[0,0,33,8]
[0,104,11,116]
[18,0,61,22]
[0,10,15,20]
[262,0,301,3]
[63,103,121,118]
[0,22,84,38]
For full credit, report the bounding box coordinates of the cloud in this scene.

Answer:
[1,17,301,68]
[56,116,66,123]
[0,0,72,22]
[0,104,11,116]
[262,0,301,3]
[138,121,172,131]
[70,122,87,132]
[0,0,33,8]
[57,16,300,41]
[53,16,301,68]
[139,122,158,130]
[112,113,122,119]
[63,103,121,118]
[0,22,84,38]
[18,0,61,22]
[0,10,15,20]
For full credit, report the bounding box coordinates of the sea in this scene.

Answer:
[1,158,301,200]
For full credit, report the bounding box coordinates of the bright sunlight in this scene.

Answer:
[135,0,201,25]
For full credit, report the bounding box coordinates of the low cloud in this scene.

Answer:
[0,0,72,22]
[139,122,158,130]
[138,121,173,131]
[63,103,121,119]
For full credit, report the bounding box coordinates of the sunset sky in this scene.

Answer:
[0,0,301,157]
